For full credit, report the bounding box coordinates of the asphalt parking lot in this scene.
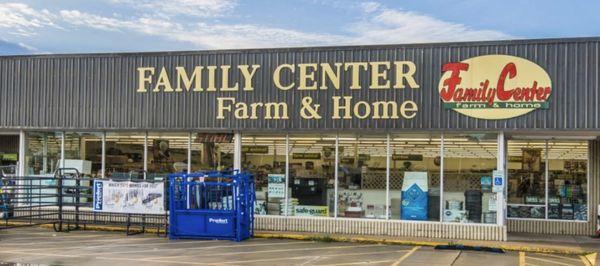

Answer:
[0,227,593,266]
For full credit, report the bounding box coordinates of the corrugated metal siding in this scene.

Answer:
[507,139,600,235]
[0,38,599,131]
[254,215,507,241]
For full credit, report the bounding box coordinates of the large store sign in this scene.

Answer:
[135,55,552,122]
[439,55,552,119]
[136,62,421,121]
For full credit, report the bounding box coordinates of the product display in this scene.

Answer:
[465,190,483,223]
[401,172,429,220]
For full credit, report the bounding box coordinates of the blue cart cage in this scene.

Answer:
[168,171,255,242]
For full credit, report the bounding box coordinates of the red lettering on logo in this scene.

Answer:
[440,62,469,101]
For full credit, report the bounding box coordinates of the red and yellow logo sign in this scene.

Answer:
[438,55,552,120]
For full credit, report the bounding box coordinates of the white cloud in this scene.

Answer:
[360,1,381,13]
[349,4,511,44]
[108,0,236,18]
[0,1,513,52]
[60,10,182,34]
[0,3,59,36]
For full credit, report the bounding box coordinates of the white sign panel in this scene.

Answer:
[268,174,285,198]
[492,170,504,193]
[93,180,165,214]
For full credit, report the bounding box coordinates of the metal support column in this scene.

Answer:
[187,132,192,174]
[385,133,391,220]
[101,132,106,178]
[440,133,445,222]
[285,134,290,216]
[18,130,26,176]
[496,132,507,226]
[233,132,242,171]
[334,134,339,218]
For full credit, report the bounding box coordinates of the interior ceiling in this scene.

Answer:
[25,134,589,160]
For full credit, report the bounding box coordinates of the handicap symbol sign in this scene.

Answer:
[494,177,502,186]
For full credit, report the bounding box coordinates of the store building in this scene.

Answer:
[0,37,599,241]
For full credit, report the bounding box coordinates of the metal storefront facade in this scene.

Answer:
[0,38,599,131]
[0,37,599,238]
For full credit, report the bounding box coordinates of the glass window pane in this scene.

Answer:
[443,134,497,224]
[64,132,103,178]
[0,135,19,173]
[190,133,234,172]
[547,140,588,221]
[25,132,61,175]
[337,134,387,219]
[507,140,547,219]
[288,134,335,217]
[147,132,190,180]
[391,133,441,221]
[242,134,286,216]
[105,132,145,180]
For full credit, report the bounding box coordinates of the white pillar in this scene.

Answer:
[334,134,339,218]
[545,140,549,219]
[385,133,391,220]
[18,130,26,176]
[143,132,148,180]
[285,134,290,216]
[60,132,65,169]
[101,132,106,178]
[496,132,507,226]
[440,133,445,222]
[233,132,242,171]
[187,132,192,174]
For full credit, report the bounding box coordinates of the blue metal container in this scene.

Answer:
[168,171,255,242]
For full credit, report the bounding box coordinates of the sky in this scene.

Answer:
[1,0,600,55]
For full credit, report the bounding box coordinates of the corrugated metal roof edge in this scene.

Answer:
[1,36,600,59]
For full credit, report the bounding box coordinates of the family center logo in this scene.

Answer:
[438,55,552,120]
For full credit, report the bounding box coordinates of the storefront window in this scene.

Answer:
[25,132,61,175]
[391,134,441,221]
[443,134,497,224]
[507,139,589,221]
[507,140,547,219]
[0,135,19,174]
[63,132,103,178]
[288,134,335,217]
[337,134,387,219]
[190,133,234,172]
[105,132,145,179]
[547,140,588,221]
[147,133,189,180]
[242,134,286,215]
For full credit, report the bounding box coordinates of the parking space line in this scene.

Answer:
[0,250,82,258]
[314,259,397,265]
[579,255,593,266]
[538,253,585,263]
[390,246,420,266]
[144,244,388,260]
[0,234,120,241]
[300,256,322,265]
[520,252,526,266]
[3,239,206,252]
[83,240,313,256]
[526,255,576,266]
[216,249,412,265]
[0,236,154,247]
